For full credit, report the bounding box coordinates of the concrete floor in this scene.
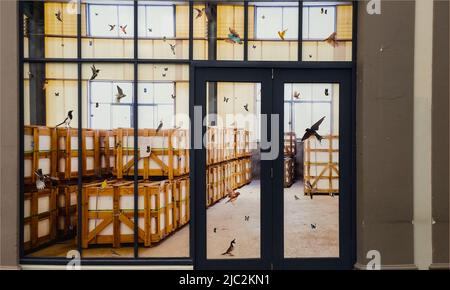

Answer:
[29,180,339,259]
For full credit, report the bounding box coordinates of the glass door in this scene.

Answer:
[272,68,355,269]
[193,67,273,270]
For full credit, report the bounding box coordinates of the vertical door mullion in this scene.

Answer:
[77,0,83,257]
[133,0,139,259]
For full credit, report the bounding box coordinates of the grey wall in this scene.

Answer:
[431,0,449,268]
[356,1,416,268]
[0,0,19,268]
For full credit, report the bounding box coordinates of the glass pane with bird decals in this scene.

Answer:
[206,82,261,259]
[23,1,78,59]
[248,2,299,61]
[137,64,190,258]
[22,63,79,257]
[138,1,189,59]
[81,0,135,59]
[193,2,245,61]
[302,2,353,61]
[79,63,136,258]
[283,83,339,258]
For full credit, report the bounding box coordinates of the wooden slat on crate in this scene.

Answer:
[304,135,339,195]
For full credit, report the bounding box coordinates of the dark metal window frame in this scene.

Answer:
[18,0,357,268]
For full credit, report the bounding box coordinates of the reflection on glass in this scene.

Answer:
[302,2,353,61]
[137,64,190,258]
[206,82,259,259]
[81,0,135,59]
[138,1,189,59]
[248,2,299,61]
[283,83,339,258]
[193,2,245,60]
[23,63,78,257]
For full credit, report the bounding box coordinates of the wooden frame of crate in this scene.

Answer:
[284,132,297,156]
[81,180,147,248]
[284,157,295,188]
[235,128,250,158]
[24,126,58,185]
[98,129,115,176]
[223,127,236,161]
[206,127,224,165]
[57,127,99,180]
[113,128,189,180]
[23,188,57,252]
[57,184,78,239]
[304,135,339,195]
[173,177,190,228]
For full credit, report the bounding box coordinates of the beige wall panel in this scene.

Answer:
[193,40,207,60]
[46,80,78,127]
[45,2,77,36]
[248,6,255,39]
[217,41,243,61]
[24,79,30,126]
[175,82,189,118]
[81,64,134,81]
[176,5,189,38]
[317,42,335,61]
[45,37,77,58]
[45,63,78,80]
[302,42,318,61]
[193,4,207,39]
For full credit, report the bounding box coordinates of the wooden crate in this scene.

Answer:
[235,129,250,158]
[284,132,297,156]
[24,126,58,185]
[173,177,190,228]
[141,180,175,243]
[57,128,99,180]
[223,161,236,191]
[57,184,78,239]
[98,130,115,176]
[113,128,189,179]
[223,128,236,161]
[81,180,147,248]
[206,127,225,165]
[23,188,57,252]
[243,157,252,184]
[304,135,339,195]
[206,165,226,206]
[284,157,295,188]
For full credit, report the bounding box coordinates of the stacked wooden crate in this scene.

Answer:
[23,188,57,252]
[81,178,189,248]
[304,135,339,195]
[205,126,252,207]
[283,132,297,188]
[56,184,78,240]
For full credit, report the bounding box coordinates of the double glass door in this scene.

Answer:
[193,67,354,270]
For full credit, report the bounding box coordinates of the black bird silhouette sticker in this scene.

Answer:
[164,67,169,71]
[95,102,99,108]
[222,239,236,256]
[156,121,163,133]
[115,86,126,103]
[245,216,249,221]
[162,73,167,77]
[108,24,116,31]
[169,44,176,55]
[120,25,128,35]
[214,227,217,233]
[294,195,300,200]
[300,116,325,143]
[311,223,317,230]
[224,97,229,103]
[55,92,60,97]
[148,28,152,32]
[244,104,249,112]
[252,44,257,49]
[90,65,100,80]
[55,10,63,22]
[293,91,300,99]
[171,94,176,99]
[56,110,73,128]
[324,88,329,96]
[194,8,205,19]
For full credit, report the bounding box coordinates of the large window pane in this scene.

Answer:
[81,0,135,59]
[22,63,79,258]
[283,83,340,258]
[302,2,353,61]
[248,2,299,61]
[138,64,190,258]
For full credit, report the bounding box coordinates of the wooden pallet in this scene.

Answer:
[304,135,339,195]
[23,188,57,252]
